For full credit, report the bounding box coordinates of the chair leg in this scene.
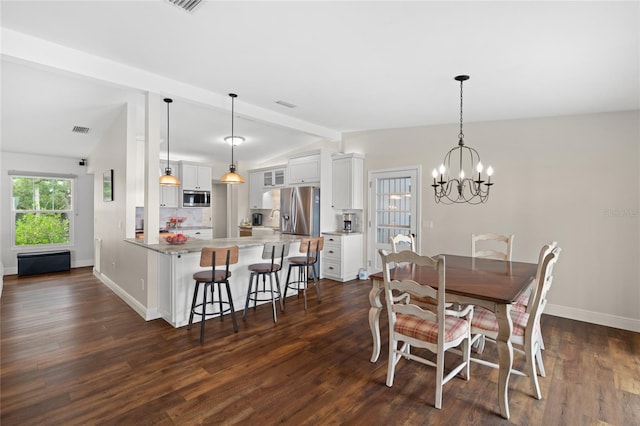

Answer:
[386,338,398,387]
[536,344,546,377]
[312,263,321,302]
[268,273,277,322]
[301,265,308,310]
[525,336,542,399]
[462,333,471,381]
[283,264,293,308]
[275,270,284,312]
[188,281,200,330]
[243,273,255,321]
[199,283,210,344]
[224,281,239,332]
[435,350,444,409]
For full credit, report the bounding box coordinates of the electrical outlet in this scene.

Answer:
[140,278,145,290]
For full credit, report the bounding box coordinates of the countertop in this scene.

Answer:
[125,234,304,255]
[322,231,363,236]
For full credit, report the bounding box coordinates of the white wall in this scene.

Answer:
[344,110,640,332]
[88,103,153,318]
[0,152,94,274]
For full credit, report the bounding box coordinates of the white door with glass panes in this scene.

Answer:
[368,167,420,271]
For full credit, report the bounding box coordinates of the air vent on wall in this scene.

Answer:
[275,100,297,109]
[72,126,90,134]
[167,0,202,12]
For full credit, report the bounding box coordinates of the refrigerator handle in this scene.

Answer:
[290,188,297,232]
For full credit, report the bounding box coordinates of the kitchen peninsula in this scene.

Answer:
[126,234,305,328]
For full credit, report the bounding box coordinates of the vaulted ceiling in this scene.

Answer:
[2,1,638,163]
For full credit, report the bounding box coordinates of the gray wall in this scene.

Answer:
[344,110,640,331]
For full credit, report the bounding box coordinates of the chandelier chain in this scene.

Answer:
[458,78,464,142]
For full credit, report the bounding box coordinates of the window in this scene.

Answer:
[11,175,74,247]
[368,167,420,271]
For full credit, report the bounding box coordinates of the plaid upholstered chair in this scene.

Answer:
[379,249,473,409]
[469,246,561,400]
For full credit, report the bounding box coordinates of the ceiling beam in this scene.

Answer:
[1,28,342,142]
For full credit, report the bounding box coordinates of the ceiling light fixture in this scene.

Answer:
[224,136,245,146]
[220,93,245,184]
[159,98,181,187]
[432,75,494,204]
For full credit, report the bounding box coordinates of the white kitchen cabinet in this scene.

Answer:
[249,166,285,209]
[263,167,286,187]
[180,228,213,240]
[181,163,212,191]
[249,171,263,209]
[288,153,320,185]
[160,186,179,208]
[321,232,363,282]
[332,153,364,210]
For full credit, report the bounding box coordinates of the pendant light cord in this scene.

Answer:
[231,94,235,166]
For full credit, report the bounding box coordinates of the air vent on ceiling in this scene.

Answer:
[72,126,90,134]
[167,0,202,12]
[275,100,297,109]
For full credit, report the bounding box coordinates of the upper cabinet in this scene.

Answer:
[288,153,320,185]
[249,171,263,209]
[181,163,212,191]
[263,167,286,187]
[332,153,364,210]
[249,165,286,209]
[159,160,180,208]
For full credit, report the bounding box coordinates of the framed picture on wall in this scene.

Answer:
[103,169,114,202]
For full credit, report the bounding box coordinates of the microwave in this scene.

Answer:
[182,190,210,207]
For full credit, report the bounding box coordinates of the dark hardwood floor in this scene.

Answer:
[1,268,639,425]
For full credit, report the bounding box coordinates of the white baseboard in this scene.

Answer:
[92,269,161,322]
[545,303,640,333]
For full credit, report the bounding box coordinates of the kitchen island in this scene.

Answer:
[125,234,305,327]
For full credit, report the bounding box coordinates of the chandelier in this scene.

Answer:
[432,75,493,204]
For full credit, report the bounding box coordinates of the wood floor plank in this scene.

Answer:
[2,268,640,425]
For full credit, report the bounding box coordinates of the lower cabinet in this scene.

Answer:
[180,228,213,240]
[321,232,363,282]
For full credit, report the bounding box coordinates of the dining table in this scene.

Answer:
[368,254,538,420]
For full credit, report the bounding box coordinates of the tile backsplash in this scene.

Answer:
[136,207,211,230]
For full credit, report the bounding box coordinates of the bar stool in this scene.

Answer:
[243,242,289,323]
[188,245,239,344]
[283,237,324,310]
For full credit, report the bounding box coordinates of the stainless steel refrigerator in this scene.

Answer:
[280,186,320,236]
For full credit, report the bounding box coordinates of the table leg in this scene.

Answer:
[368,279,384,362]
[495,303,514,419]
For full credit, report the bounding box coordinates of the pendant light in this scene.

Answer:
[220,93,245,184]
[431,75,494,204]
[159,98,181,186]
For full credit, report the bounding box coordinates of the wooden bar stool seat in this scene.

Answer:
[243,242,289,323]
[283,237,324,310]
[188,246,239,344]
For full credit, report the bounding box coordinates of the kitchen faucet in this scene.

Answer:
[270,208,280,220]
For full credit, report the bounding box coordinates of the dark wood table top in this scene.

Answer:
[369,254,538,304]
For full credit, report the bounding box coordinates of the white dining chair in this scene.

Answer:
[471,233,514,260]
[469,245,561,400]
[389,233,416,253]
[379,249,473,409]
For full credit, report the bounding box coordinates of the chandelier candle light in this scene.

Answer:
[220,93,245,184]
[159,98,181,187]
[432,75,493,204]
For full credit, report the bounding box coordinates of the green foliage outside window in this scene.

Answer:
[12,176,73,246]
[15,213,70,245]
